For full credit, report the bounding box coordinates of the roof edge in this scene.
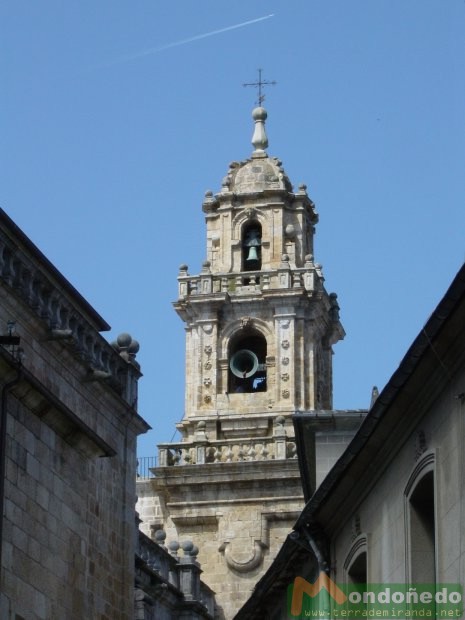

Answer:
[295,260,465,529]
[0,208,110,332]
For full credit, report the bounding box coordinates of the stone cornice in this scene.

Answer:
[0,209,109,330]
[0,209,141,405]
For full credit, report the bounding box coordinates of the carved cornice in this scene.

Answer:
[0,223,140,405]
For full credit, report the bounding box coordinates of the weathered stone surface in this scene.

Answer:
[137,108,357,619]
[0,209,149,620]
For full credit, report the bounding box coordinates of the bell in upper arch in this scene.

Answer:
[242,224,262,271]
[244,229,261,248]
[246,246,259,262]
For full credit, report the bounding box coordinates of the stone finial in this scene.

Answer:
[168,540,180,557]
[370,386,379,408]
[154,529,167,547]
[329,293,340,322]
[202,190,219,213]
[111,333,140,364]
[285,224,296,240]
[181,540,198,558]
[251,107,269,157]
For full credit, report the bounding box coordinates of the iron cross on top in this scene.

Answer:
[243,69,277,106]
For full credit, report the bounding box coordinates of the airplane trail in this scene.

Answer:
[112,14,275,65]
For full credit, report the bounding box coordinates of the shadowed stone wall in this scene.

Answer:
[0,209,149,620]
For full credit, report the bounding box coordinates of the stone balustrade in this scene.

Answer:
[0,226,140,407]
[177,259,324,299]
[138,533,176,584]
[158,436,297,467]
[135,529,215,619]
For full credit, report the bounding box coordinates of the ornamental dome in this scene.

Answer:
[226,157,293,194]
[219,106,293,194]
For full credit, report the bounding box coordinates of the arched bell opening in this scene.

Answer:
[228,331,267,393]
[242,222,262,272]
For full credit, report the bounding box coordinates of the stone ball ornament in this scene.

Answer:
[111,333,140,364]
[285,224,296,239]
[252,106,267,121]
[116,333,132,348]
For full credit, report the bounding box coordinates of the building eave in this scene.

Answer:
[294,261,465,532]
[234,261,465,618]
[0,208,110,332]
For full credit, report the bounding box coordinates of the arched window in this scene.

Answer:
[344,536,368,616]
[405,456,436,584]
[344,535,368,585]
[228,330,267,393]
[242,222,262,272]
[347,552,367,584]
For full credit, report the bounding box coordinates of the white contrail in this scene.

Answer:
[112,14,274,64]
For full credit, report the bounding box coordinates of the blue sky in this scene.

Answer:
[2,1,465,457]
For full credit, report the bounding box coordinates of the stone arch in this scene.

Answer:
[404,451,436,584]
[404,450,435,498]
[343,534,368,585]
[229,329,267,393]
[231,208,269,242]
[219,318,273,394]
[219,317,273,358]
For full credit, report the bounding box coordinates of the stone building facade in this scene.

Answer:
[236,262,465,619]
[0,209,150,620]
[137,108,363,619]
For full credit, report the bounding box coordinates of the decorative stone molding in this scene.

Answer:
[351,514,362,541]
[240,316,252,329]
[176,265,326,299]
[404,450,435,498]
[343,534,367,573]
[218,540,267,573]
[414,429,427,461]
[0,232,140,406]
[158,433,299,466]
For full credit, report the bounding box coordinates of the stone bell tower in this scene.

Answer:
[175,105,343,436]
[137,106,346,619]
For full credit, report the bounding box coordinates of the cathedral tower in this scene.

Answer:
[175,105,344,441]
[137,105,347,619]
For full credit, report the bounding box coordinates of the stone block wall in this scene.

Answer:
[0,209,150,620]
[2,395,136,619]
[138,459,304,619]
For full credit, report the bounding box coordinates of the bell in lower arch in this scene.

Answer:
[246,246,259,262]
